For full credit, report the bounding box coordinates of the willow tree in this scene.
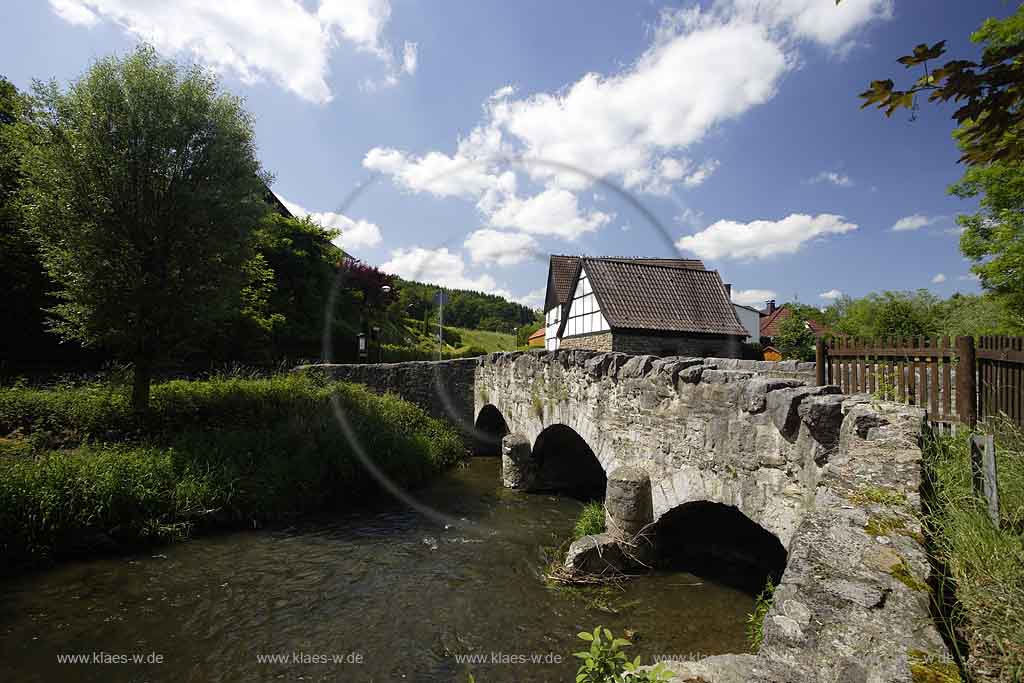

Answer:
[17,46,269,409]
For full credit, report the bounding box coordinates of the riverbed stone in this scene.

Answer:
[564,533,637,575]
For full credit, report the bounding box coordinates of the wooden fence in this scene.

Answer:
[816,335,1024,429]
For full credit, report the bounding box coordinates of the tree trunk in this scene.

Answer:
[132,358,152,412]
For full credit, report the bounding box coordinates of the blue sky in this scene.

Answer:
[3,1,1011,310]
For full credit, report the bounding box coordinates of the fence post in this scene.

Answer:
[970,434,1000,526]
[815,339,826,386]
[957,335,978,428]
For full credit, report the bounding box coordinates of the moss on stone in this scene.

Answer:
[908,650,961,683]
[865,514,906,537]
[864,513,925,545]
[851,485,906,507]
[891,561,928,592]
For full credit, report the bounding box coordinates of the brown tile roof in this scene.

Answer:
[546,255,582,311]
[759,305,830,338]
[546,255,705,311]
[527,328,545,341]
[581,258,747,336]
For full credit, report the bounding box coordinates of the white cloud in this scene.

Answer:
[280,196,383,250]
[819,288,843,300]
[516,288,545,309]
[932,273,947,284]
[725,0,893,47]
[891,213,939,232]
[380,247,509,296]
[487,189,611,240]
[732,289,777,307]
[49,0,98,25]
[959,273,980,282]
[48,0,416,103]
[808,171,853,187]
[676,213,857,261]
[488,10,786,194]
[402,41,418,75]
[464,229,539,267]
[317,0,390,57]
[363,139,515,202]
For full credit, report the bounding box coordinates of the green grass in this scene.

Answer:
[746,577,775,652]
[925,417,1024,682]
[573,501,605,540]
[447,327,516,353]
[0,373,467,572]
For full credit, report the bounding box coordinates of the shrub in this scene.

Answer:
[0,374,467,571]
[574,626,671,683]
[573,501,606,540]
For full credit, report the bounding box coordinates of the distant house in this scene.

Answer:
[732,302,761,344]
[759,300,829,340]
[527,328,545,347]
[542,255,748,357]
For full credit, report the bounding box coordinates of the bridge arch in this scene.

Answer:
[532,424,607,500]
[653,500,786,593]
[473,404,510,456]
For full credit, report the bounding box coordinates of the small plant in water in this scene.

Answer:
[574,501,606,540]
[746,577,775,651]
[574,626,672,683]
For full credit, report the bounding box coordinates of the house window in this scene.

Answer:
[564,268,609,337]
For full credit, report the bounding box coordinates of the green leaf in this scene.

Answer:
[578,631,594,641]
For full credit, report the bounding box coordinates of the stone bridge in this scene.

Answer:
[473,351,827,550]
[304,350,952,682]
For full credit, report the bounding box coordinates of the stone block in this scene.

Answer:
[798,393,845,448]
[740,378,806,414]
[618,354,656,379]
[678,365,705,384]
[768,385,841,439]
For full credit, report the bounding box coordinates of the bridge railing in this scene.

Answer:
[815,335,1024,430]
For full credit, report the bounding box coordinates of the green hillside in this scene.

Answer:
[449,327,517,352]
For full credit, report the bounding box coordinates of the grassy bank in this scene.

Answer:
[925,418,1024,682]
[0,373,466,572]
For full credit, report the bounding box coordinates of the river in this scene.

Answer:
[0,457,755,682]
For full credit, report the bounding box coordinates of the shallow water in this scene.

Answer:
[0,457,754,682]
